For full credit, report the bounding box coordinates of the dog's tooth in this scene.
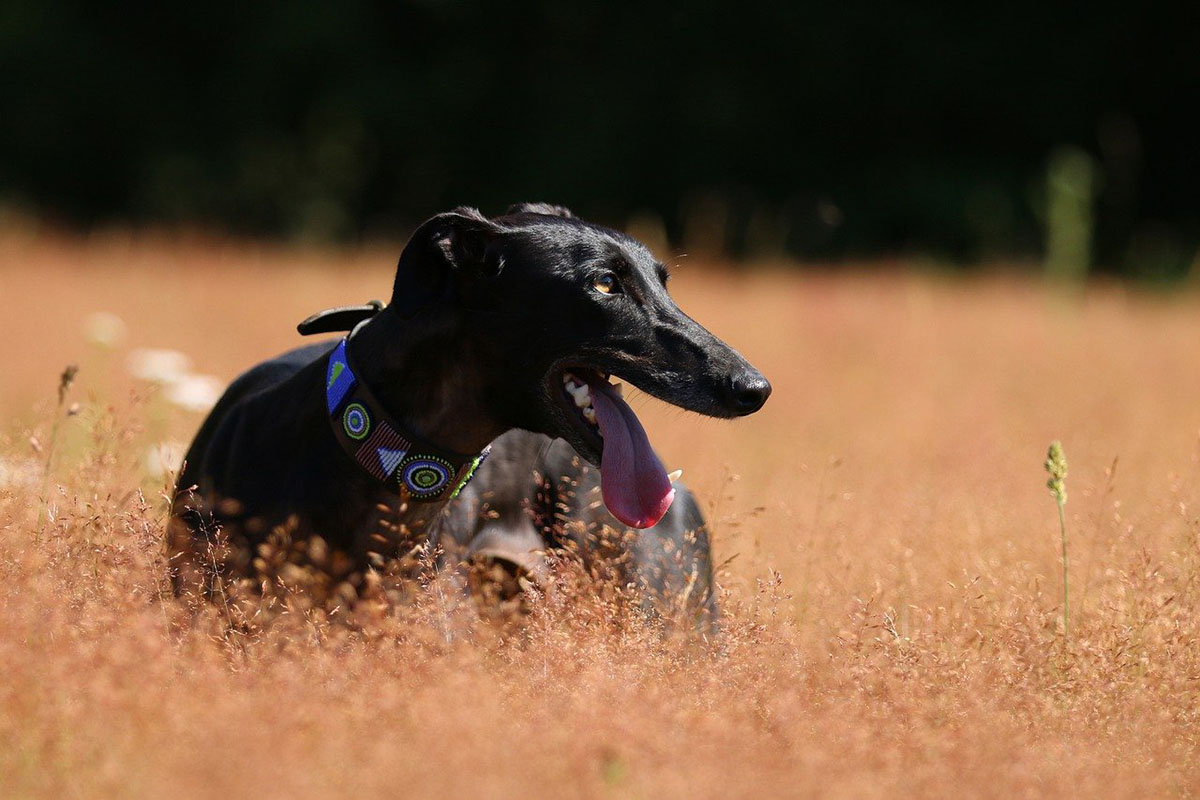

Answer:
[571,385,591,407]
[667,469,683,483]
[582,406,597,424]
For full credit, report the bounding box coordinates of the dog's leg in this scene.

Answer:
[619,486,719,634]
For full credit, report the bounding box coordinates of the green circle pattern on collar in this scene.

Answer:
[342,402,371,440]
[399,455,454,498]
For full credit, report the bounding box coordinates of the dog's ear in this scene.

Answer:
[392,207,503,317]
[505,202,575,219]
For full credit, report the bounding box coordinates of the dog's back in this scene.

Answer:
[175,341,337,497]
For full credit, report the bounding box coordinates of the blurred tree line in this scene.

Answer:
[1,0,1195,276]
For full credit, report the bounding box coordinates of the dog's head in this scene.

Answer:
[391,203,770,528]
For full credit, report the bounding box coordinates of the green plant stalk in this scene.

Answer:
[1044,440,1069,640]
[34,415,64,541]
[1057,497,1069,639]
[35,366,78,542]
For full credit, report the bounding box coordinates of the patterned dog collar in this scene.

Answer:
[325,337,489,502]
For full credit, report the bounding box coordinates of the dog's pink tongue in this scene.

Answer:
[587,379,675,529]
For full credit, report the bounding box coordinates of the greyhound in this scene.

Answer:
[168,203,770,622]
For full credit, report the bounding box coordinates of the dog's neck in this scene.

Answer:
[348,308,507,456]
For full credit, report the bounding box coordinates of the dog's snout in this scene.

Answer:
[725,370,771,415]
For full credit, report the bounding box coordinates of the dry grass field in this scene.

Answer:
[2,226,1200,798]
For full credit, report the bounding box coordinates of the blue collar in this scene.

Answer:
[324,335,489,502]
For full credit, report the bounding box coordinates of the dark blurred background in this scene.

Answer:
[1,1,1196,276]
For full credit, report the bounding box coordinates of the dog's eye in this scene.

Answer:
[593,273,620,295]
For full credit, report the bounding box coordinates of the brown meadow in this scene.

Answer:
[2,228,1199,798]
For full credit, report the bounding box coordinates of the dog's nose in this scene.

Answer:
[725,370,771,415]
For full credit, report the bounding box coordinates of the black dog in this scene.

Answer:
[169,203,769,620]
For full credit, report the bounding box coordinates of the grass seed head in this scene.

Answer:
[57,364,78,406]
[1045,440,1068,504]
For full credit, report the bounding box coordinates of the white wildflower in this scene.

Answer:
[166,374,224,412]
[82,311,127,349]
[0,455,40,490]
[127,348,191,384]
[144,441,188,482]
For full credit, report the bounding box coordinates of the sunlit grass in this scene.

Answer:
[2,229,1200,798]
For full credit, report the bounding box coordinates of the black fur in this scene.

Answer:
[169,205,769,622]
